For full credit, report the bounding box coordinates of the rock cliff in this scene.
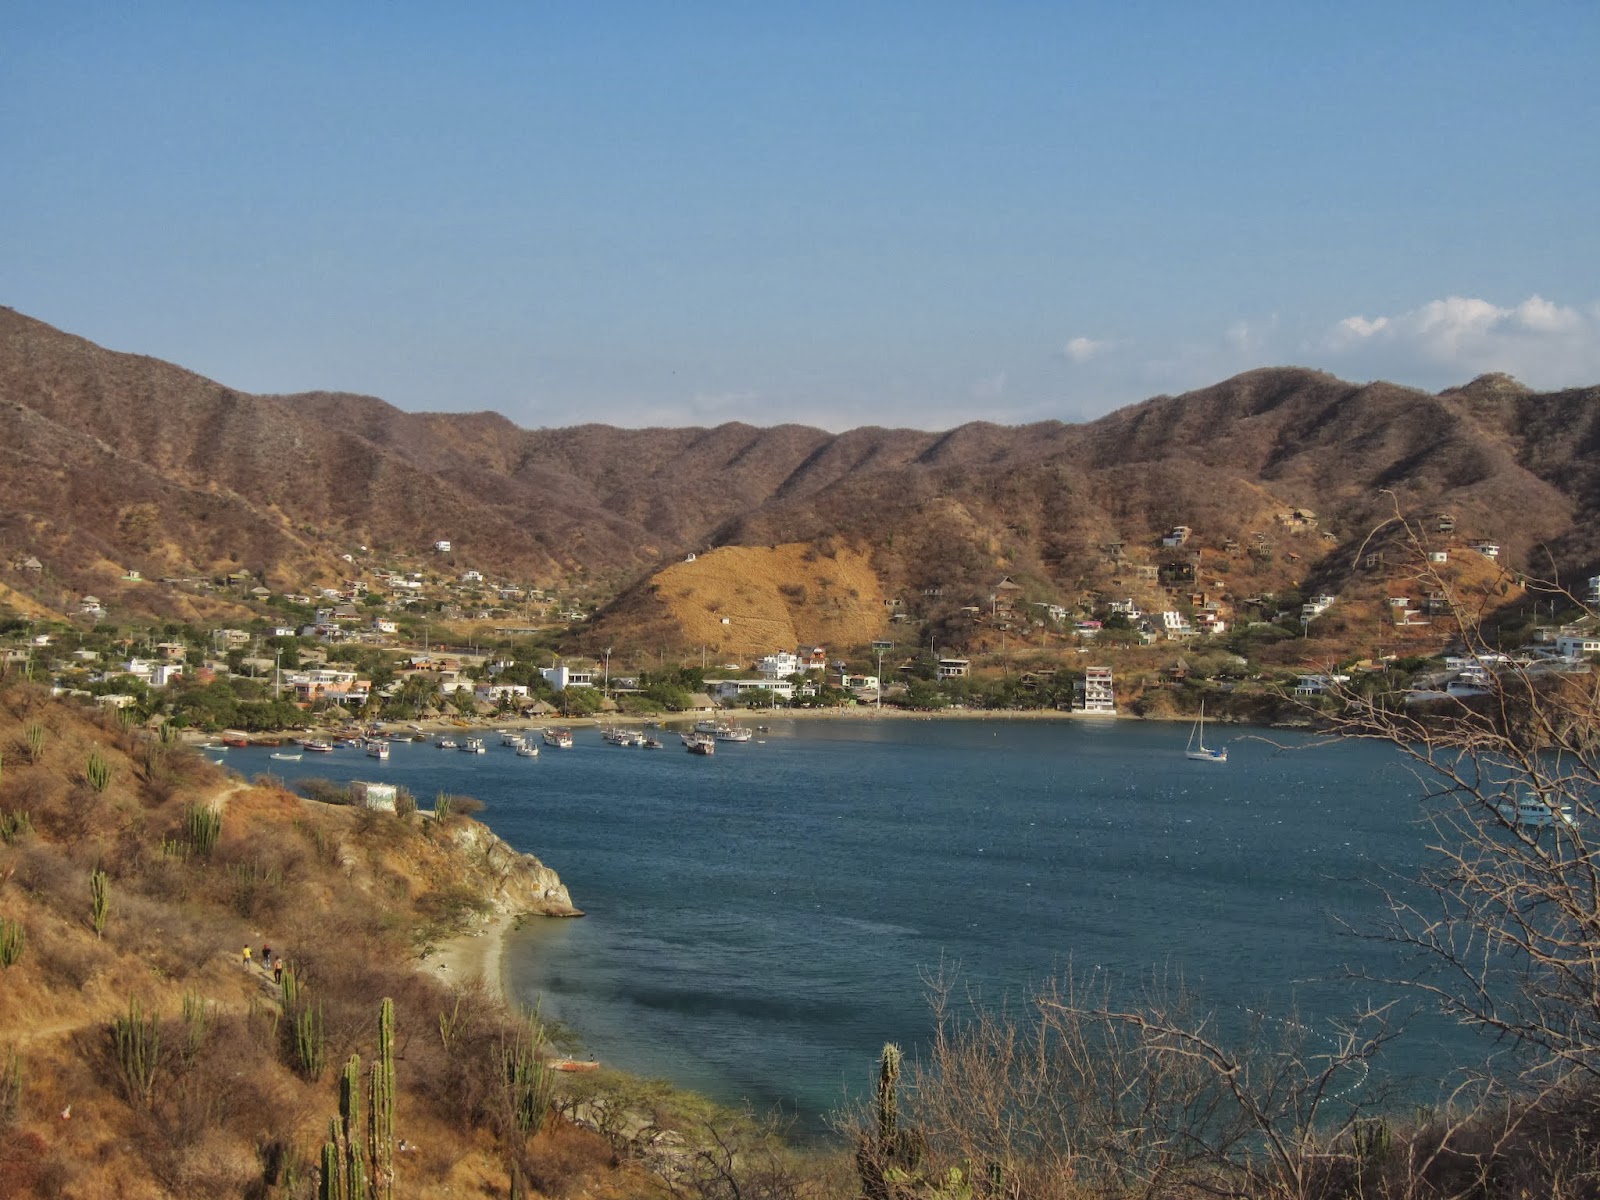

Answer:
[446,819,584,918]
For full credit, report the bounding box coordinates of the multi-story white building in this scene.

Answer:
[1079,667,1115,713]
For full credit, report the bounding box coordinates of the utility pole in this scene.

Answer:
[603,647,612,698]
[875,647,885,709]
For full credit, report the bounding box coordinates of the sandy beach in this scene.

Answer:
[428,913,515,1002]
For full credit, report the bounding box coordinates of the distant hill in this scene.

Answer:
[2,306,1596,648]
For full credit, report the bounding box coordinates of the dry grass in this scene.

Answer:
[0,687,672,1198]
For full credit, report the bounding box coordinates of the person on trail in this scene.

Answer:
[273,957,284,984]
[262,943,271,965]
[242,945,252,967]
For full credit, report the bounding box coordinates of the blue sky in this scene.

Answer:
[4,2,1597,431]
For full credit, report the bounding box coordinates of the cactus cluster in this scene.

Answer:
[23,722,44,764]
[112,996,161,1108]
[319,997,397,1200]
[85,747,112,792]
[184,803,222,857]
[0,1047,21,1126]
[502,1008,555,1136]
[0,919,23,969]
[0,810,33,844]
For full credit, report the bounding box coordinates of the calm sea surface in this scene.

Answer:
[226,717,1464,1134]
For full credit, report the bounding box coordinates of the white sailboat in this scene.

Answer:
[1185,702,1227,763]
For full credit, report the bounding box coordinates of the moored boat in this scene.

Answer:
[302,740,334,753]
[1185,703,1227,763]
[1495,793,1576,828]
[366,740,390,760]
[543,727,574,749]
[269,752,303,761]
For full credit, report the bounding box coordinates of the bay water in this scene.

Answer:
[228,716,1464,1135]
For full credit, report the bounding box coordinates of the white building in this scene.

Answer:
[433,540,452,553]
[352,781,398,812]
[540,665,595,692]
[705,678,794,704]
[757,651,801,679]
[1555,634,1600,660]
[1079,667,1115,713]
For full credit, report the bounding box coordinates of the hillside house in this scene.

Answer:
[213,628,251,649]
[758,651,801,679]
[937,658,970,679]
[1556,634,1600,660]
[1161,526,1192,547]
[1160,611,1194,638]
[1471,542,1500,560]
[79,595,104,617]
[461,570,483,584]
[1589,576,1600,605]
[433,540,452,553]
[1436,514,1456,533]
[1428,551,1448,565]
[539,666,595,692]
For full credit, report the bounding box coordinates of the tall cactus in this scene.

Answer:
[23,722,44,765]
[294,1002,326,1081]
[877,1042,901,1144]
[320,1118,349,1200]
[858,1042,923,1200]
[90,867,110,938]
[370,997,396,1199]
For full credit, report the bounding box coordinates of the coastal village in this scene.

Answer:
[4,502,1597,732]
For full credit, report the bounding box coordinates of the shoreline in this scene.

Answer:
[200,702,1293,746]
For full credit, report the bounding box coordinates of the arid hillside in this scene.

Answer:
[3,307,1597,645]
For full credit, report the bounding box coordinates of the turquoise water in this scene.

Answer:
[229,717,1459,1133]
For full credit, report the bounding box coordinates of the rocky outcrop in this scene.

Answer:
[448,820,584,917]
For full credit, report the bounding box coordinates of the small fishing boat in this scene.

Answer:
[269,752,303,761]
[366,740,390,760]
[460,737,486,754]
[302,740,334,753]
[543,727,574,749]
[516,742,540,757]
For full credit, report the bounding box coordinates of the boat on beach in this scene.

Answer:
[1185,703,1227,763]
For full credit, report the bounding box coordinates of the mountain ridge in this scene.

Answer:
[2,305,1596,646]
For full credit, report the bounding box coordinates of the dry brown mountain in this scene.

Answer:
[1,306,1596,643]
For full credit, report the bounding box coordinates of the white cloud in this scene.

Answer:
[1323,294,1600,387]
[1062,336,1109,363]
